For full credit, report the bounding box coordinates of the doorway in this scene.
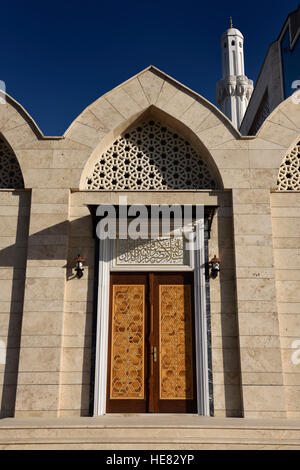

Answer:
[106,272,197,413]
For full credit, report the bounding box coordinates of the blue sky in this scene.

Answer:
[1,0,299,135]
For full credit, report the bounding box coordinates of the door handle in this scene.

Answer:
[151,346,157,363]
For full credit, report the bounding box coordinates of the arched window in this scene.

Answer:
[277,141,300,190]
[0,136,24,189]
[85,119,219,190]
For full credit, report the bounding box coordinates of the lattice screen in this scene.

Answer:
[277,142,300,190]
[0,137,24,189]
[85,120,218,190]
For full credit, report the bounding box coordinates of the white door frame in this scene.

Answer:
[93,222,210,416]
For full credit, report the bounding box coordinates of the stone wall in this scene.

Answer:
[272,192,300,418]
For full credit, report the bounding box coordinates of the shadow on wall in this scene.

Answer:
[216,199,244,417]
[0,203,95,418]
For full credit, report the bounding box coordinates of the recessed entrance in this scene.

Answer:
[106,272,197,413]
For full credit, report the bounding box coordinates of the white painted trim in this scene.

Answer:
[93,238,113,416]
[193,220,210,416]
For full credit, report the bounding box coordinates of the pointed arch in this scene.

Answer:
[79,106,223,190]
[0,134,24,189]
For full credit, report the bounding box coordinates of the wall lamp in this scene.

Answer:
[73,254,86,279]
[209,255,221,278]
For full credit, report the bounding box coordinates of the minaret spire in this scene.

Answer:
[216,22,253,129]
[229,16,233,28]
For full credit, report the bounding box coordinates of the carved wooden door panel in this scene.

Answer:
[107,272,196,413]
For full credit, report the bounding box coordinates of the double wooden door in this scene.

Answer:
[106,272,197,413]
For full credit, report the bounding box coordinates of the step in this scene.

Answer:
[0,415,300,450]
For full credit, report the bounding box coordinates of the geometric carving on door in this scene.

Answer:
[110,285,145,399]
[159,284,194,400]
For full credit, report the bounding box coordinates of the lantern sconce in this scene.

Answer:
[209,255,221,279]
[73,254,86,279]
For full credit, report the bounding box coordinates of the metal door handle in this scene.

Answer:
[152,346,157,363]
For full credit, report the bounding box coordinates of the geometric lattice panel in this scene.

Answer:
[110,285,145,399]
[86,119,218,190]
[277,142,300,190]
[0,137,24,189]
[159,284,194,400]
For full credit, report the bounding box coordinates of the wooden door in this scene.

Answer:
[107,272,197,413]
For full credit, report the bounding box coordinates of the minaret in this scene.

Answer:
[216,18,253,129]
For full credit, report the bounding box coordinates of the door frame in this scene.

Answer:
[93,219,210,416]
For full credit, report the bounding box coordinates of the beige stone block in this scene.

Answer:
[213,384,242,411]
[155,80,178,108]
[75,109,107,131]
[209,280,236,303]
[274,249,300,270]
[180,100,210,131]
[4,124,37,148]
[31,189,69,205]
[59,384,90,411]
[235,245,274,268]
[272,218,300,238]
[239,335,280,348]
[212,348,240,372]
[60,371,91,385]
[284,373,300,385]
[272,207,300,217]
[138,70,164,104]
[195,112,224,134]
[242,385,286,412]
[234,234,272,247]
[233,204,271,215]
[211,314,238,337]
[63,335,92,348]
[276,281,300,302]
[28,213,68,234]
[269,109,300,131]
[21,335,62,348]
[0,280,24,302]
[122,78,150,109]
[212,371,241,385]
[242,372,284,385]
[196,124,234,150]
[210,149,249,169]
[16,149,53,169]
[23,168,80,189]
[25,278,65,301]
[52,150,90,169]
[249,169,278,189]
[276,268,300,281]
[234,214,272,235]
[279,314,300,336]
[211,138,250,150]
[285,387,300,411]
[0,205,28,217]
[106,88,142,119]
[249,149,287,169]
[64,301,93,314]
[161,91,195,120]
[21,312,62,336]
[15,384,59,411]
[237,278,277,301]
[259,121,300,148]
[31,203,68,215]
[0,217,19,236]
[62,347,91,372]
[63,313,92,336]
[86,98,124,131]
[236,267,275,279]
[23,300,64,313]
[277,303,300,314]
[65,122,106,149]
[240,348,283,372]
[17,372,60,385]
[271,192,300,207]
[233,188,271,204]
[26,267,65,279]
[238,312,280,335]
[18,348,61,372]
[221,169,251,189]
